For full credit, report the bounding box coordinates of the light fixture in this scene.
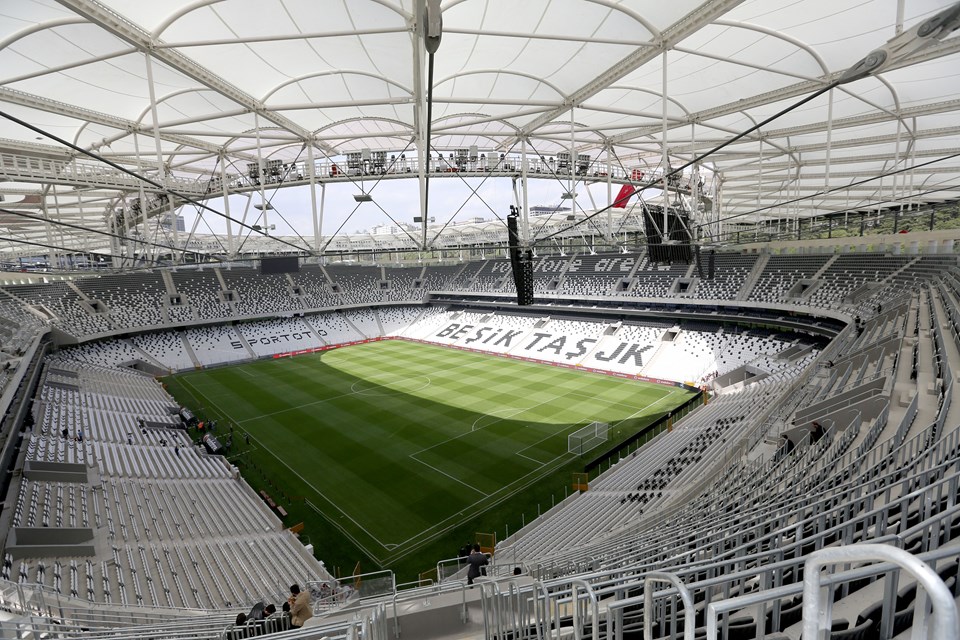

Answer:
[253,202,274,211]
[353,194,373,203]
[561,192,576,199]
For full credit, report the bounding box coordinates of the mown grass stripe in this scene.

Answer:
[165,339,694,571]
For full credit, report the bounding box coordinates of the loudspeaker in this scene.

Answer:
[507,207,535,306]
[517,254,534,305]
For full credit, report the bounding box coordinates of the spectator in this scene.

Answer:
[775,434,795,462]
[235,612,247,626]
[287,584,312,628]
[247,602,265,621]
[467,543,488,585]
[513,567,523,576]
[810,421,825,443]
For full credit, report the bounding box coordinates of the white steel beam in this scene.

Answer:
[512,0,747,142]
[54,0,336,154]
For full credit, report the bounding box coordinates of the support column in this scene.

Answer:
[318,182,327,257]
[893,115,903,222]
[569,105,576,232]
[411,20,429,251]
[307,143,320,253]
[132,133,150,265]
[168,198,180,261]
[823,87,834,222]
[661,49,669,234]
[715,177,722,241]
[795,150,801,233]
[784,144,797,236]
[756,135,763,240]
[690,122,698,243]
[77,192,90,266]
[40,186,56,269]
[606,146,613,244]
[219,151,235,258]
[521,137,530,246]
[143,52,180,264]
[51,188,67,268]
[183,201,203,263]
[417,146,427,250]
[144,52,173,262]
[253,111,269,231]
[910,123,917,212]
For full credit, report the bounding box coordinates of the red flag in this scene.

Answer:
[613,184,636,209]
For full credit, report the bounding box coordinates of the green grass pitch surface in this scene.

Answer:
[164,339,695,579]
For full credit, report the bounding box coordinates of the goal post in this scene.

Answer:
[568,421,609,456]
[476,532,496,556]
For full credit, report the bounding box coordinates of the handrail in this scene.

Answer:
[802,545,959,640]
[515,419,957,586]
[569,578,599,640]
[692,543,960,640]
[643,572,695,640]
[549,386,948,572]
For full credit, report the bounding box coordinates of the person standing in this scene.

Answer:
[467,544,488,585]
[810,421,825,443]
[287,584,312,628]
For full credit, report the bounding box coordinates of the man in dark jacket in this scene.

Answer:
[467,543,488,585]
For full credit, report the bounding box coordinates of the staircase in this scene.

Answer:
[161,270,178,296]
[738,253,770,300]
[231,327,258,360]
[181,334,202,369]
[300,316,329,345]
[811,254,839,279]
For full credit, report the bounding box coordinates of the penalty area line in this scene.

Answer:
[408,452,489,497]
[515,450,545,463]
[515,428,565,465]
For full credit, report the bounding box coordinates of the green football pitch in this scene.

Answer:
[164,339,695,575]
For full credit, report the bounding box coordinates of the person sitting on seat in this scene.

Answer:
[287,584,313,628]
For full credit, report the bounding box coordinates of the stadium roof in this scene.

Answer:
[1,0,960,261]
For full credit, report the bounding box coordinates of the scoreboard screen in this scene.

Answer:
[259,256,300,274]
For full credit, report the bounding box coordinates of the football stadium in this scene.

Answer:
[0,1,959,639]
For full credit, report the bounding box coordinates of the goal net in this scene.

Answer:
[568,422,609,455]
